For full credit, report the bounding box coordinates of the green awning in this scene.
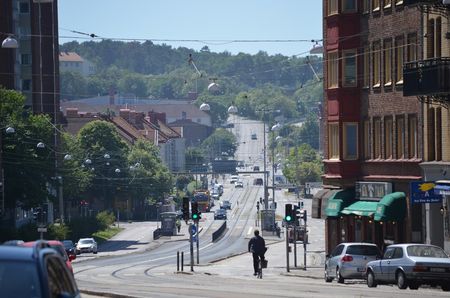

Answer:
[325,189,355,217]
[374,192,406,222]
[341,201,378,216]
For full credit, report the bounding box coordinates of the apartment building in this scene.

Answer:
[319,0,423,253]
[403,0,450,252]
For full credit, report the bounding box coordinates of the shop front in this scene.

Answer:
[325,181,407,253]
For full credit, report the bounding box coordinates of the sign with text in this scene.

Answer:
[355,182,392,201]
[410,181,442,204]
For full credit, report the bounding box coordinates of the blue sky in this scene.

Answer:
[58,1,322,57]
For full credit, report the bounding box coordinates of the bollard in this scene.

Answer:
[177,251,180,272]
[181,251,184,271]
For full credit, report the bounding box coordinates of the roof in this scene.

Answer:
[0,246,34,261]
[59,52,84,62]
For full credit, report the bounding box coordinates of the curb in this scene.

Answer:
[80,289,137,298]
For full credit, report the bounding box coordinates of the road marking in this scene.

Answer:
[247,227,253,236]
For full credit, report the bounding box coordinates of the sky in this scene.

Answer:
[58,1,323,57]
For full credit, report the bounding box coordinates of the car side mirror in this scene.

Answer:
[69,254,76,261]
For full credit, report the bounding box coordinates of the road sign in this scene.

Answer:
[191,225,197,235]
[37,227,47,233]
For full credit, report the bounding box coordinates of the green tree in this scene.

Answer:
[201,128,237,160]
[282,144,322,186]
[185,147,205,172]
[60,71,87,100]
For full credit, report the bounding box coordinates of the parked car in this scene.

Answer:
[251,133,257,140]
[214,208,227,220]
[62,240,76,259]
[220,200,232,210]
[235,181,244,188]
[325,242,381,283]
[365,243,450,291]
[253,165,260,172]
[76,238,98,254]
[21,240,75,274]
[0,242,80,298]
[2,239,24,246]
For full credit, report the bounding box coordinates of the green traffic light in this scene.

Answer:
[285,215,292,222]
[192,214,198,219]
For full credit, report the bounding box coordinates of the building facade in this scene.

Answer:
[320,0,424,254]
[59,52,95,76]
[403,0,450,253]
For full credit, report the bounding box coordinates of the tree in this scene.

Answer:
[0,89,55,213]
[282,144,322,187]
[201,128,237,160]
[185,147,205,172]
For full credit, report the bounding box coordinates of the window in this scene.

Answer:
[342,0,357,12]
[392,247,404,259]
[396,0,403,5]
[373,42,381,88]
[384,117,393,159]
[328,0,338,15]
[19,2,29,13]
[436,17,442,58]
[362,0,370,13]
[327,51,339,88]
[363,46,370,88]
[407,34,417,62]
[427,19,435,59]
[384,0,393,9]
[396,116,405,159]
[374,118,382,159]
[329,123,340,159]
[395,36,404,84]
[343,50,357,87]
[364,120,370,159]
[383,39,393,87]
[331,244,345,257]
[408,115,417,158]
[21,79,31,91]
[427,106,442,161]
[21,54,31,65]
[344,123,358,159]
[427,107,436,161]
[373,0,380,11]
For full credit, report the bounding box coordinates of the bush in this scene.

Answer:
[48,224,71,241]
[96,211,115,230]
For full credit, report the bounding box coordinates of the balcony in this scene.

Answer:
[404,0,440,5]
[403,58,450,97]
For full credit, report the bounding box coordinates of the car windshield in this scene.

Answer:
[407,245,449,258]
[62,241,73,248]
[80,239,93,244]
[0,260,42,297]
[346,245,380,256]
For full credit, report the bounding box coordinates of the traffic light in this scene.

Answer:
[182,197,190,221]
[294,205,301,225]
[256,201,260,211]
[284,203,294,223]
[191,201,201,221]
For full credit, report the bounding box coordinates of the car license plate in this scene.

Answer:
[357,267,365,272]
[430,268,445,272]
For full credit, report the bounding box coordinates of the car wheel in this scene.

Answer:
[93,251,98,254]
[396,271,407,289]
[324,267,333,283]
[442,284,450,292]
[366,270,377,288]
[336,267,344,284]
[409,282,419,290]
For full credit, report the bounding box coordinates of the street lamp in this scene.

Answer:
[1,36,18,49]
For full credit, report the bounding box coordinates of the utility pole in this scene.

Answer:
[189,223,194,272]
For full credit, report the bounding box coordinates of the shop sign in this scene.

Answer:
[410,181,442,204]
[355,182,392,201]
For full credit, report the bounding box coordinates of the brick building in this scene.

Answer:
[318,0,424,254]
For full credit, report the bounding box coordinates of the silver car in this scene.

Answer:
[76,238,98,254]
[366,243,450,291]
[325,242,381,283]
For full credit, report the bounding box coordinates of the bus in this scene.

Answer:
[193,190,212,212]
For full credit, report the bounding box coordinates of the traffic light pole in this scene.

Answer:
[293,225,297,267]
[285,224,290,272]
[196,220,199,264]
[303,219,307,271]
[189,223,194,272]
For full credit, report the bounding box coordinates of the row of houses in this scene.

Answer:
[315,0,450,254]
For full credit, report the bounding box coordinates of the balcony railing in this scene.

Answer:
[404,58,450,97]
[404,0,440,5]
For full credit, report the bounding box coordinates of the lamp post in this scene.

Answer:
[271,123,282,207]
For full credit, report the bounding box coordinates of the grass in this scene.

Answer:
[92,226,123,244]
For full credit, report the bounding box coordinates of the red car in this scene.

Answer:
[22,240,75,274]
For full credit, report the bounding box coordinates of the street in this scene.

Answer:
[73,117,446,298]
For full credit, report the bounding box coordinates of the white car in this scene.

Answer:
[230,175,239,184]
[76,238,98,254]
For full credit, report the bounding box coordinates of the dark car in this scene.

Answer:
[0,241,81,298]
[366,243,450,291]
[62,240,76,258]
[214,209,227,220]
[220,200,232,210]
[254,178,263,185]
